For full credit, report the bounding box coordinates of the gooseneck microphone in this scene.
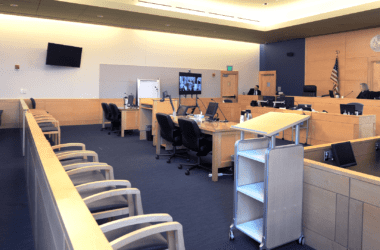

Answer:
[345,91,353,97]
[211,99,228,122]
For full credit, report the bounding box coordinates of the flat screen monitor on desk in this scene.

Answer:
[297,104,312,111]
[205,102,218,120]
[177,105,189,116]
[284,97,294,109]
[261,96,275,107]
[340,104,356,115]
[331,141,357,168]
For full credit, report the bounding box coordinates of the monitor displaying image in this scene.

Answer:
[179,72,202,95]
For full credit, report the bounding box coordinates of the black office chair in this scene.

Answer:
[108,103,121,135]
[177,118,212,175]
[155,113,188,163]
[101,103,113,131]
[223,99,233,103]
[303,85,317,97]
[347,102,364,115]
[30,98,36,109]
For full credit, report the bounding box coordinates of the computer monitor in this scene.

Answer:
[205,102,218,120]
[331,141,357,168]
[128,95,134,107]
[273,96,286,108]
[284,97,294,109]
[177,105,189,116]
[297,104,312,111]
[261,96,275,107]
[340,104,356,115]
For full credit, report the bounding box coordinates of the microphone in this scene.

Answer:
[345,91,353,97]
[211,99,228,122]
[160,91,167,102]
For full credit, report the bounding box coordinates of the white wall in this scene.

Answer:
[0,13,260,98]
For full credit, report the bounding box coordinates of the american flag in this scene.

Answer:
[330,58,340,95]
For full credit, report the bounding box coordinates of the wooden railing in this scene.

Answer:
[24,111,112,249]
[19,99,29,156]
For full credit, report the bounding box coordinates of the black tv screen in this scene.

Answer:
[46,43,82,68]
[179,72,202,95]
[331,141,357,168]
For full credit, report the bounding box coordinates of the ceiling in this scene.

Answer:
[1,0,380,44]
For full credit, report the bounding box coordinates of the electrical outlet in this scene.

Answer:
[324,150,333,161]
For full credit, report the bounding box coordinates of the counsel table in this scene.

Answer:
[119,108,139,137]
[101,107,139,137]
[157,117,248,182]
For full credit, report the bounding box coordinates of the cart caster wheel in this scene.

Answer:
[229,231,234,241]
[167,159,171,163]
[298,236,305,245]
[178,165,183,169]
[155,155,159,159]
[185,170,190,175]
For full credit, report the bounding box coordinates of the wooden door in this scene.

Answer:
[259,71,276,96]
[221,71,238,101]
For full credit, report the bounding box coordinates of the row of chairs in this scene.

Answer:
[29,105,61,145]
[101,103,122,135]
[156,113,212,176]
[49,142,186,249]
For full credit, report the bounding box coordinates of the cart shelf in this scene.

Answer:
[236,218,263,244]
[238,149,267,163]
[237,183,264,203]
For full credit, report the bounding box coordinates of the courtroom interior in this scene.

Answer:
[2,1,380,250]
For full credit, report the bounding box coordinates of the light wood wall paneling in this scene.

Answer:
[362,203,380,250]
[0,99,21,128]
[335,194,349,247]
[306,27,380,97]
[348,198,363,250]
[351,179,380,207]
[304,166,349,196]
[303,227,347,250]
[303,183,337,241]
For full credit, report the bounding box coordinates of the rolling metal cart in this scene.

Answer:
[229,112,310,250]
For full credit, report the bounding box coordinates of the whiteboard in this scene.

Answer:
[137,79,160,105]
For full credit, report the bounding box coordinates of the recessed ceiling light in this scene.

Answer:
[97,15,103,18]
[10,4,18,7]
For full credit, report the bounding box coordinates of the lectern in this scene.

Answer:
[230,112,310,250]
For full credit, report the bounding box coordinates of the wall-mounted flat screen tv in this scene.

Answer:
[179,72,202,95]
[46,43,82,68]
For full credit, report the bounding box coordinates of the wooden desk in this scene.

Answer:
[157,117,247,182]
[245,107,376,145]
[139,98,178,146]
[120,108,139,137]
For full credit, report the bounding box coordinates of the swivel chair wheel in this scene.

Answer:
[155,155,159,159]
[185,170,190,175]
[167,159,171,163]
[178,165,183,169]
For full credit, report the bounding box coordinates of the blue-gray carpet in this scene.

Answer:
[0,129,34,250]
[0,125,314,250]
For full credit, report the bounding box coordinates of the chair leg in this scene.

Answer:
[156,146,188,163]
[178,156,210,175]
